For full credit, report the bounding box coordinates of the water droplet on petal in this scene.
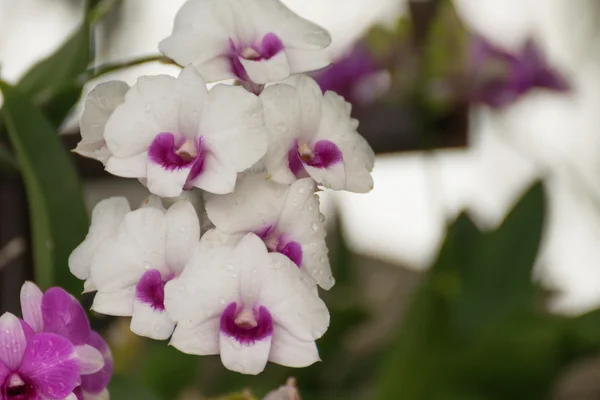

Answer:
[311,223,319,231]
[220,299,226,305]
[298,187,305,194]
[235,196,245,205]
[319,213,326,222]
[145,102,153,112]
[144,263,151,270]
[319,257,325,263]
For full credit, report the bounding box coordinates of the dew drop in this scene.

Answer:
[319,257,325,263]
[220,299,226,305]
[145,102,153,112]
[298,187,305,194]
[307,204,314,211]
[319,213,326,222]
[144,263,151,270]
[311,223,319,231]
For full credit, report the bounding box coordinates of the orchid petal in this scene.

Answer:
[20,333,79,399]
[0,312,26,370]
[20,281,44,332]
[69,197,131,281]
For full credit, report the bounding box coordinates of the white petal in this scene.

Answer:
[286,47,332,75]
[169,317,220,356]
[314,91,374,192]
[20,281,43,332]
[75,344,105,375]
[146,161,190,198]
[276,179,333,290]
[268,327,320,368]
[219,332,271,375]
[69,197,131,281]
[255,0,332,50]
[260,83,302,184]
[281,75,323,136]
[202,84,268,172]
[104,75,180,157]
[189,152,237,194]
[176,66,209,138]
[303,161,346,190]
[338,132,375,193]
[104,153,148,179]
[158,0,233,82]
[253,251,329,341]
[204,172,287,233]
[90,208,167,292]
[165,200,201,274]
[130,300,175,340]
[163,237,240,326]
[91,288,135,316]
[60,393,78,400]
[232,234,329,338]
[239,52,291,85]
[139,194,165,211]
[0,312,26,370]
[77,81,130,163]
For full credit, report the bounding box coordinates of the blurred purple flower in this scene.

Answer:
[0,312,80,400]
[469,36,569,108]
[20,282,113,400]
[314,43,390,108]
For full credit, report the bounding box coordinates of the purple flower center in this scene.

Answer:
[136,269,172,311]
[288,139,343,178]
[220,302,273,344]
[256,226,303,267]
[3,374,35,400]
[148,133,206,187]
[229,32,284,81]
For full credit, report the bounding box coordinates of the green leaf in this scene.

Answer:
[18,25,90,102]
[379,182,547,400]
[138,340,199,399]
[454,182,546,338]
[109,374,165,400]
[378,213,471,399]
[0,82,88,293]
[455,314,567,400]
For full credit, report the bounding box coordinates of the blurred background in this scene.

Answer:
[3,0,600,399]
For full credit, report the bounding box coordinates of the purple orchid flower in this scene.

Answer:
[0,312,80,400]
[313,43,389,108]
[469,36,569,108]
[20,283,113,400]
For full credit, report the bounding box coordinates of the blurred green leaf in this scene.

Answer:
[379,182,547,400]
[0,81,88,293]
[0,142,18,172]
[18,25,90,103]
[378,212,469,399]
[454,182,546,338]
[109,374,165,400]
[138,340,200,399]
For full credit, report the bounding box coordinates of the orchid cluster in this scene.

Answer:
[71,0,375,377]
[0,283,112,400]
